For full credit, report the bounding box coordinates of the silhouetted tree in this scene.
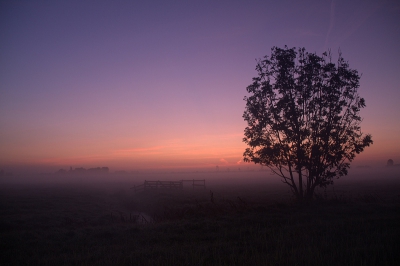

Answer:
[387,159,394,167]
[243,46,373,201]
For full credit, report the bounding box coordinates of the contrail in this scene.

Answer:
[324,0,382,51]
[324,0,335,51]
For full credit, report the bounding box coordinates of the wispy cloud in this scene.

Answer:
[112,146,165,156]
[220,158,229,164]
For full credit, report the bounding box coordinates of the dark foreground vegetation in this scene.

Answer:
[1,177,399,265]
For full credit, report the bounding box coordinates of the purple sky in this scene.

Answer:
[1,0,399,173]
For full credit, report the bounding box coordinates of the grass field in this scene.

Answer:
[1,169,399,265]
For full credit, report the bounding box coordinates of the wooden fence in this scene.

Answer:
[132,179,205,193]
[182,179,206,189]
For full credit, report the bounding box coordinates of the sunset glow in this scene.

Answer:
[1,0,399,174]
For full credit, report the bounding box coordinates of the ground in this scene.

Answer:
[0,169,399,265]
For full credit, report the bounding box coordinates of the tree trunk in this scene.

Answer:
[298,170,303,198]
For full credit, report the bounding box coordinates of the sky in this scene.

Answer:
[1,0,399,173]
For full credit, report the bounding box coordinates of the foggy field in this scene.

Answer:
[1,168,399,265]
[2,0,400,264]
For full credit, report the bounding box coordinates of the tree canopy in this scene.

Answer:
[243,46,373,201]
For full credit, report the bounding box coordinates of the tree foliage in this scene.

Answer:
[243,46,373,200]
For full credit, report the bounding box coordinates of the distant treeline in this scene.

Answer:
[386,159,400,167]
[56,167,109,174]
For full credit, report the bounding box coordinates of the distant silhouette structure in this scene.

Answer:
[56,169,67,174]
[56,167,110,174]
[387,159,394,167]
[243,46,373,201]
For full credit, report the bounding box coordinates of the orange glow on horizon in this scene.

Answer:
[0,133,249,171]
[1,125,398,172]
